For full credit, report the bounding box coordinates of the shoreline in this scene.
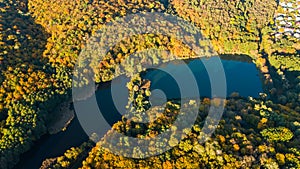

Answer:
[47,99,75,135]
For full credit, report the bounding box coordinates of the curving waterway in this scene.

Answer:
[15,56,264,169]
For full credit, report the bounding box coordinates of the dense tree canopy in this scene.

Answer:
[0,0,299,168]
[169,0,278,57]
[80,97,300,168]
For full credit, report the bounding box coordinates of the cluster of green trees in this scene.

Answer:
[40,140,94,169]
[269,54,300,71]
[126,74,152,113]
[261,127,294,142]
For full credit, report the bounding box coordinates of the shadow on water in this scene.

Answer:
[15,80,127,169]
[14,116,89,169]
[159,0,169,9]
[219,54,254,63]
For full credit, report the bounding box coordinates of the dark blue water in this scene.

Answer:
[15,57,263,169]
[144,57,263,98]
[89,57,263,137]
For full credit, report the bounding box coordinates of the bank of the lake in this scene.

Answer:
[14,115,89,169]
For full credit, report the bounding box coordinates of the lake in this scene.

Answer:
[15,56,263,169]
[144,56,263,99]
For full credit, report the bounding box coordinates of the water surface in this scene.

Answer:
[15,56,263,169]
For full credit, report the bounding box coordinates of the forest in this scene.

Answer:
[0,0,300,168]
